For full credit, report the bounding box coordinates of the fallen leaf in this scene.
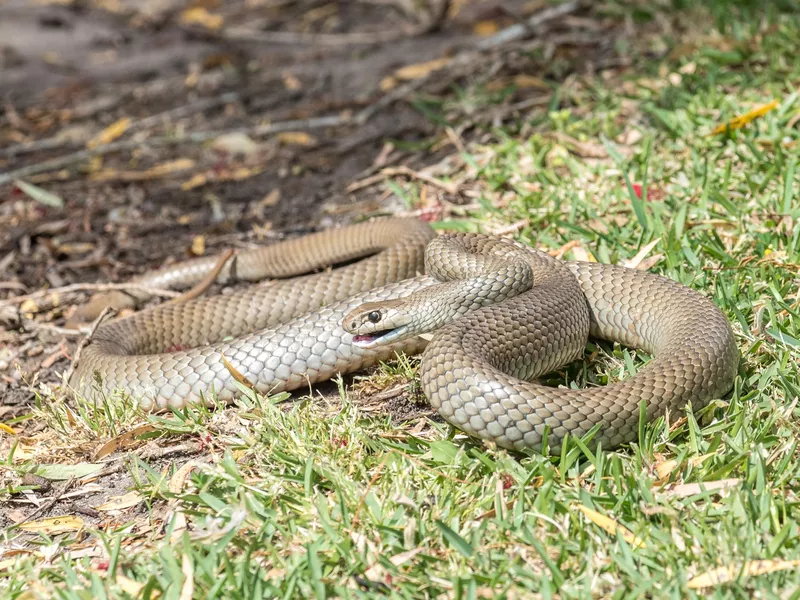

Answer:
[688,560,800,589]
[282,72,302,91]
[180,7,223,30]
[146,159,196,177]
[92,424,159,460]
[0,422,17,435]
[276,132,318,147]
[14,179,64,208]
[90,159,195,182]
[95,491,143,511]
[220,353,256,390]
[663,478,740,499]
[654,457,679,481]
[622,239,660,269]
[87,118,130,148]
[181,173,208,190]
[569,245,596,262]
[710,100,779,136]
[211,132,260,157]
[379,76,398,91]
[393,57,452,81]
[34,462,105,480]
[513,74,550,89]
[576,505,646,548]
[18,515,84,534]
[191,235,205,256]
[116,574,155,597]
[180,553,194,600]
[169,461,199,495]
[261,189,280,206]
[364,548,423,580]
[473,20,499,36]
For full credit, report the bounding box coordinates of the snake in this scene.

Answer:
[68,217,739,453]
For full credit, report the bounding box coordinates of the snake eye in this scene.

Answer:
[368,311,381,324]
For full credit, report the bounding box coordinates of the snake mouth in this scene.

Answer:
[352,329,395,347]
[351,325,408,347]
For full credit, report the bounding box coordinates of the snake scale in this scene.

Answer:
[68,217,738,452]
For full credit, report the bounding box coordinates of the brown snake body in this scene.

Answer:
[69,217,738,452]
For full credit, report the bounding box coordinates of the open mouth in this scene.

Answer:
[352,329,396,346]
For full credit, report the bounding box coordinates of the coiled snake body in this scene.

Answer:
[69,217,738,452]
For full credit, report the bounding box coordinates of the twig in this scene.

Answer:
[223,25,413,46]
[0,114,349,185]
[368,383,412,403]
[348,166,460,195]
[0,282,28,293]
[164,249,235,306]
[16,476,77,526]
[21,318,88,338]
[0,282,181,306]
[63,306,116,385]
[476,0,583,50]
[88,442,204,479]
[490,219,530,236]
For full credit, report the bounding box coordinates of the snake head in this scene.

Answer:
[342,299,411,348]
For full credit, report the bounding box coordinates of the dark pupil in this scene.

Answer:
[368,311,381,323]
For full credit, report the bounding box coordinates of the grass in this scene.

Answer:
[3,1,800,598]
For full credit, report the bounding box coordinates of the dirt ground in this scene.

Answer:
[1,0,630,525]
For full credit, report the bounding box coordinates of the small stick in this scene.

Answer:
[164,249,235,306]
[1,282,182,306]
[63,306,116,385]
[476,0,583,49]
[16,476,77,527]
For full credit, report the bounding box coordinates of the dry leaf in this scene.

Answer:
[663,478,740,499]
[473,20,499,36]
[146,159,196,177]
[282,72,302,91]
[92,424,158,460]
[95,491,143,511]
[513,74,549,89]
[191,235,206,256]
[261,189,280,207]
[211,132,260,157]
[87,118,130,148]
[379,76,398,91]
[710,100,779,136]
[220,353,256,389]
[19,515,85,534]
[14,179,64,208]
[548,240,581,259]
[688,560,800,589]
[654,458,679,480]
[180,553,195,600]
[622,239,660,269]
[170,510,188,545]
[276,132,318,146]
[115,574,153,597]
[180,7,223,30]
[576,505,646,548]
[569,245,596,262]
[393,57,452,81]
[364,548,423,580]
[169,461,200,495]
[655,453,716,483]
[35,462,104,480]
[181,173,208,190]
[90,159,195,182]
